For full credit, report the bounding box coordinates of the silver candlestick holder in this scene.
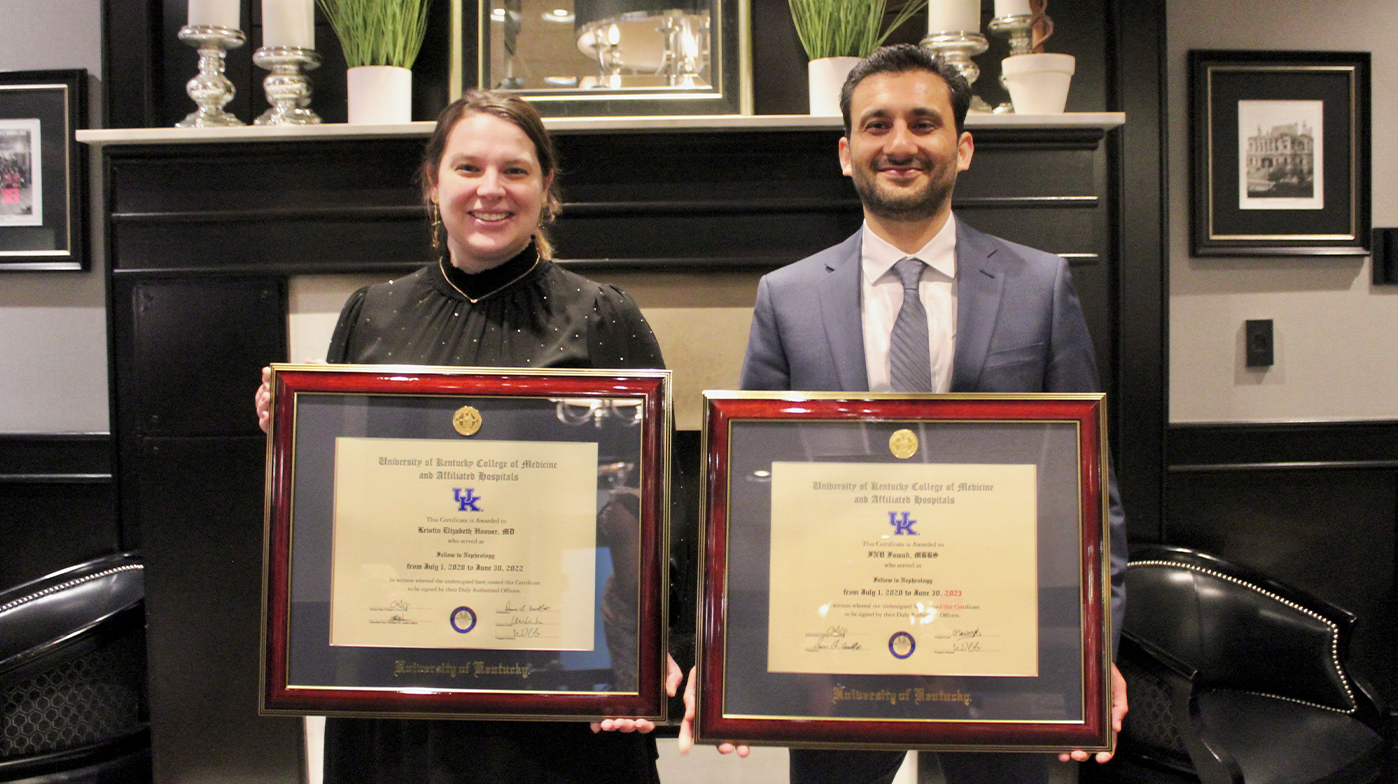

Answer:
[988,14,1033,113]
[253,47,322,125]
[176,25,246,128]
[920,31,994,113]
[989,13,1034,56]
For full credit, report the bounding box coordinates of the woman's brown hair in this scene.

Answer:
[421,90,562,258]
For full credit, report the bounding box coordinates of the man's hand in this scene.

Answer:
[678,666,749,757]
[1059,663,1127,764]
[590,654,685,734]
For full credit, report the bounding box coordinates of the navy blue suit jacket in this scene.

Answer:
[740,221,1127,641]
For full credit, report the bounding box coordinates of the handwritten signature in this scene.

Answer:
[803,626,863,652]
[369,599,412,612]
[500,601,552,613]
[932,629,985,654]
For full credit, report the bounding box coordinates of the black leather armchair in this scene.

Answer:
[0,553,150,783]
[1097,545,1384,784]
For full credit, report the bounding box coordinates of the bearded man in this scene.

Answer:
[737,44,1129,784]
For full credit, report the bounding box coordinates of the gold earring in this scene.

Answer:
[430,198,442,250]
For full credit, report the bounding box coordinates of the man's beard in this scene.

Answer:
[850,156,953,222]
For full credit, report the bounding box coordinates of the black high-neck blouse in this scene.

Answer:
[322,248,666,783]
[327,245,663,371]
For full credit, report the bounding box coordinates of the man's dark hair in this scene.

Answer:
[839,44,972,136]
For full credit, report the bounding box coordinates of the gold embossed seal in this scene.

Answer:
[889,429,919,460]
[452,406,483,437]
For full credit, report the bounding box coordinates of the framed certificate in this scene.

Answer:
[260,364,671,721]
[695,392,1112,752]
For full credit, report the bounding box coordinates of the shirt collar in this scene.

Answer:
[860,214,958,285]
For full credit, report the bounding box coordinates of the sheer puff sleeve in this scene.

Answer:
[325,285,371,364]
[589,284,665,371]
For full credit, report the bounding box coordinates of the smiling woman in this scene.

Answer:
[430,112,551,272]
[251,90,675,784]
[423,91,562,271]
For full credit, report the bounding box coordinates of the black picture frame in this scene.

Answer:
[1190,50,1370,256]
[0,69,86,271]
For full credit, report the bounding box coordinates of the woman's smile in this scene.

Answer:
[431,112,553,274]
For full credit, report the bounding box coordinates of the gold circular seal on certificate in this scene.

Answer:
[452,406,483,437]
[889,429,919,459]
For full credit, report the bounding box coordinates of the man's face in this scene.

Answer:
[839,70,973,223]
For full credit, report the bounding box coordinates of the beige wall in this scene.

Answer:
[289,270,761,431]
[0,0,108,433]
[1168,0,1398,423]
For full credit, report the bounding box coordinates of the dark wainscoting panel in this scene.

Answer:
[109,276,287,548]
[1168,421,1398,707]
[136,435,302,781]
[0,434,118,590]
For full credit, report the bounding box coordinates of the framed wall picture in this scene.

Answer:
[456,0,752,117]
[0,69,86,271]
[696,392,1114,752]
[1190,50,1370,256]
[261,364,673,721]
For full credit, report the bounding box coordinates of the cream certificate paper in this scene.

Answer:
[330,437,598,651]
[767,462,1039,677]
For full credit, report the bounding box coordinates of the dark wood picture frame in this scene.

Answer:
[1190,50,1370,256]
[0,69,86,271]
[261,364,672,721]
[695,392,1113,752]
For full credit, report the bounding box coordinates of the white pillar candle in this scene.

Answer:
[994,0,1032,17]
[927,0,981,35]
[262,0,314,49]
[188,0,241,29]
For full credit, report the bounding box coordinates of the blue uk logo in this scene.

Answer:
[889,511,918,535]
[454,488,481,512]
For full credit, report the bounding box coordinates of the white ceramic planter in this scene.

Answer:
[347,65,412,124]
[1001,53,1075,115]
[807,57,859,116]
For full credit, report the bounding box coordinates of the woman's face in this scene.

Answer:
[430,111,552,273]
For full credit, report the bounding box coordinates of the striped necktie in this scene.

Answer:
[889,257,933,393]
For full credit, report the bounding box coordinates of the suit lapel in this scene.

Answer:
[818,232,869,392]
[952,222,1005,392]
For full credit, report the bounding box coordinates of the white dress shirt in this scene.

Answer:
[860,215,957,393]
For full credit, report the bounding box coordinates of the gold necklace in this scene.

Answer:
[439,256,541,304]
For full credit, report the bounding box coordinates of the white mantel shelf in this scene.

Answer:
[76,112,1124,146]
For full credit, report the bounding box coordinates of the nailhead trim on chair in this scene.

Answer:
[0,565,144,616]
[1127,560,1357,715]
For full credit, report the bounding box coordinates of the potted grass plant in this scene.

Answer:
[788,0,927,115]
[318,0,433,123]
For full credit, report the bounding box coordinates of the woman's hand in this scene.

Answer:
[590,654,685,734]
[678,666,749,757]
[255,366,272,433]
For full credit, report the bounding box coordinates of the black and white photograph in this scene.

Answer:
[0,120,44,227]
[1191,50,1369,255]
[1238,99,1322,210]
